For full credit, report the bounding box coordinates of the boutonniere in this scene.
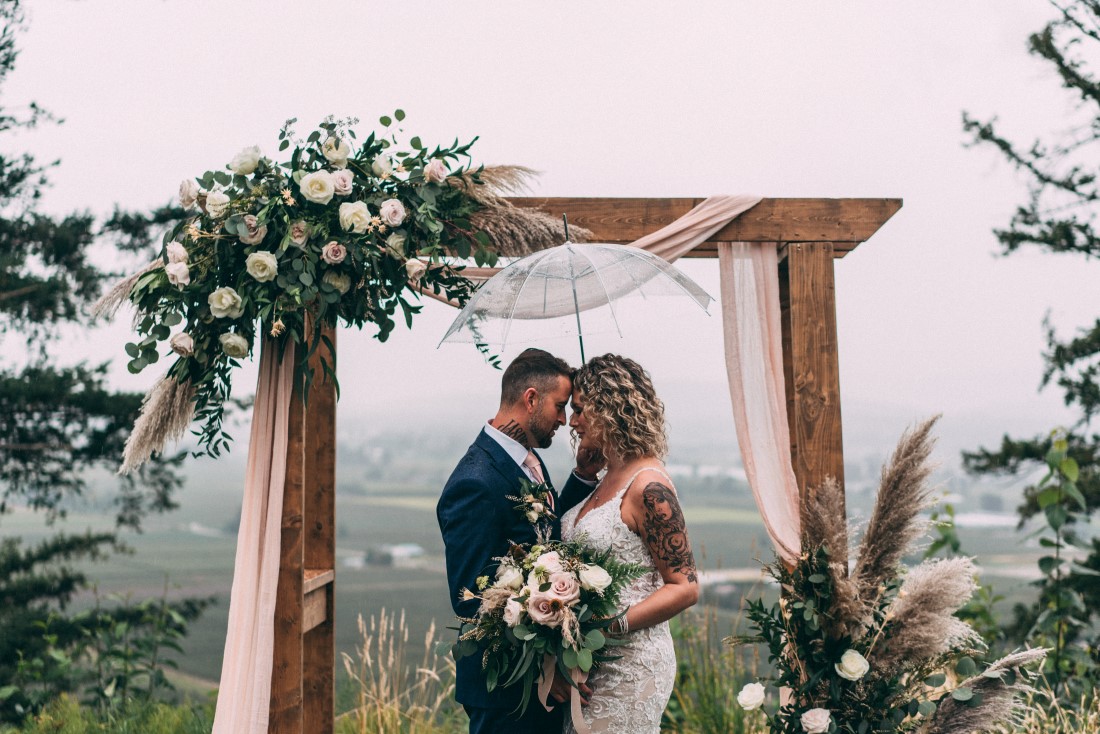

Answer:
[508,477,557,527]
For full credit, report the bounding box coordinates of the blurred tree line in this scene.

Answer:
[0,0,204,720]
[962,0,1100,694]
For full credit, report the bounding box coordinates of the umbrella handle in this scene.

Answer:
[562,213,571,242]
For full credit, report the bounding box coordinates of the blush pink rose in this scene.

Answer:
[289,220,310,246]
[547,572,580,605]
[525,589,566,629]
[321,241,347,265]
[332,169,354,196]
[423,158,448,183]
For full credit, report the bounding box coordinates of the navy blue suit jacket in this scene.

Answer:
[437,429,590,710]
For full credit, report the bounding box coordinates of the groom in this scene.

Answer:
[437,348,600,734]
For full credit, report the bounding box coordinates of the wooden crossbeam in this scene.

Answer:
[505,197,901,255]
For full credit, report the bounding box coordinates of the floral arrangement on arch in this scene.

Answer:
[731,417,1046,734]
[98,113,588,471]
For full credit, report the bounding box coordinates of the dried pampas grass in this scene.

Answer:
[923,648,1047,734]
[802,477,862,638]
[448,165,593,256]
[118,375,195,475]
[852,415,941,610]
[91,258,161,319]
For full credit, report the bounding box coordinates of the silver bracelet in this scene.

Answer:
[611,615,630,636]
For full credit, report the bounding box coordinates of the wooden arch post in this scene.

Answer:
[268,197,901,732]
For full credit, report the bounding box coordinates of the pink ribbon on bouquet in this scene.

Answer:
[538,654,591,734]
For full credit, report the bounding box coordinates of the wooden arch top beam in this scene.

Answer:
[504,197,901,257]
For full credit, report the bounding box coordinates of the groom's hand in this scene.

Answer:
[574,447,605,482]
[549,670,592,705]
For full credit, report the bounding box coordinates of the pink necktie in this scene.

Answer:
[523,451,546,484]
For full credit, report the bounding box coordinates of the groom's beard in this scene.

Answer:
[528,405,557,449]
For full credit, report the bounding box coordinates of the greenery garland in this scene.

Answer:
[122,113,497,457]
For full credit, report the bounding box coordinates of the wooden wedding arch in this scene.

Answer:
[268,197,902,733]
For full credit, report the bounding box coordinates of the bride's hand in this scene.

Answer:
[549,670,592,705]
[574,447,605,482]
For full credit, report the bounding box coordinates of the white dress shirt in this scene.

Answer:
[484,421,539,481]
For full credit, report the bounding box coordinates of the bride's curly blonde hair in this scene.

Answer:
[573,354,668,461]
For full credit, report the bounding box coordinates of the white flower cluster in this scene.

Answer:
[494,551,612,631]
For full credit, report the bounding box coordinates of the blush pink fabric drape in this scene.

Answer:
[212,339,296,734]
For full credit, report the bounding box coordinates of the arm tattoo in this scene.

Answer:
[641,482,698,583]
[496,419,530,448]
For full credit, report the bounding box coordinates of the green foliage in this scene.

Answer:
[0,694,212,734]
[961,0,1100,670]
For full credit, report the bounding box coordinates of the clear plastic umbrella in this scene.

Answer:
[439,242,713,362]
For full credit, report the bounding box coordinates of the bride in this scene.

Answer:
[559,354,700,733]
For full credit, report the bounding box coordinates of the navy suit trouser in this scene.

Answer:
[464,701,563,734]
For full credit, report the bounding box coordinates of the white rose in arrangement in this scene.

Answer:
[533,551,564,576]
[322,270,352,295]
[219,332,250,359]
[205,189,231,218]
[502,599,524,628]
[339,201,371,233]
[577,564,613,593]
[332,169,355,196]
[736,682,766,710]
[165,262,190,289]
[299,170,336,205]
[801,708,832,734]
[169,332,194,357]
[289,220,311,246]
[228,145,262,175]
[321,137,351,168]
[179,179,199,208]
[405,258,427,282]
[165,241,188,264]
[385,232,407,259]
[423,158,448,183]
[238,215,268,245]
[371,156,392,178]
[495,564,524,591]
[321,241,347,265]
[245,251,278,282]
[379,198,406,227]
[835,649,869,681]
[525,510,539,524]
[208,286,244,319]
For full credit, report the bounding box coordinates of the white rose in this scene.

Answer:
[332,169,354,196]
[205,189,231,218]
[165,262,190,289]
[801,708,831,734]
[379,198,406,227]
[229,145,262,175]
[322,270,351,295]
[169,332,194,357]
[530,501,544,514]
[299,170,336,205]
[339,201,371,233]
[385,232,407,259]
[208,286,244,319]
[495,565,524,591]
[525,510,539,524]
[835,649,869,681]
[577,564,612,593]
[219,332,250,358]
[321,137,351,169]
[405,258,427,282]
[179,179,199,208]
[371,156,392,178]
[502,599,523,628]
[165,242,188,264]
[245,251,278,282]
[423,158,447,183]
[736,682,766,710]
[533,551,564,576]
[238,214,268,245]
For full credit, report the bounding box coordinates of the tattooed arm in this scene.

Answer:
[619,469,701,632]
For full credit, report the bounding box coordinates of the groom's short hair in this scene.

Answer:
[500,348,573,406]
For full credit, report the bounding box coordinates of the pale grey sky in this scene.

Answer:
[7,1,1094,466]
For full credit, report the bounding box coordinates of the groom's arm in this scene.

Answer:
[438,477,501,619]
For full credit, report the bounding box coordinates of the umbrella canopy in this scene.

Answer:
[440,242,712,362]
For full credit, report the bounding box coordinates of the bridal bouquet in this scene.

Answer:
[731,418,1045,734]
[451,536,643,714]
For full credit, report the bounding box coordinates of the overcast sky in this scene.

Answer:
[7,1,1094,468]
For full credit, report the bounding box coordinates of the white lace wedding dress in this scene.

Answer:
[560,468,676,734]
